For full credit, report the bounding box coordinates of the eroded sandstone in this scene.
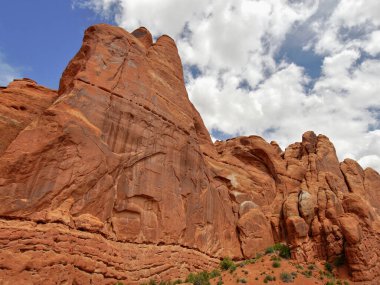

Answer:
[0,24,379,284]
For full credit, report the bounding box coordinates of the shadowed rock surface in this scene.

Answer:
[0,24,379,284]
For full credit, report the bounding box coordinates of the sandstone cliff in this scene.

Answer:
[0,24,379,285]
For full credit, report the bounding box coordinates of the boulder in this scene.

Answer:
[237,208,274,258]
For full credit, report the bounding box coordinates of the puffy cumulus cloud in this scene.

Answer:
[0,52,20,86]
[75,0,380,172]
[312,0,380,55]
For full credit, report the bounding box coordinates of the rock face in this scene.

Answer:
[0,24,379,284]
[0,78,57,155]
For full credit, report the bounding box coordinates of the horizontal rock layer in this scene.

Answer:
[0,218,219,285]
[0,24,379,284]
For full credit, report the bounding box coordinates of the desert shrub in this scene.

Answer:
[307,264,316,270]
[173,280,182,285]
[238,278,247,283]
[280,272,294,283]
[325,282,335,285]
[264,275,275,283]
[324,272,334,279]
[272,261,281,268]
[229,264,237,273]
[265,243,291,259]
[220,257,235,271]
[302,270,312,278]
[186,271,210,285]
[295,264,303,270]
[240,258,256,266]
[210,270,221,278]
[265,246,275,254]
[115,283,125,285]
[149,280,157,285]
[343,281,349,285]
[325,262,333,273]
[216,279,223,285]
[273,243,291,259]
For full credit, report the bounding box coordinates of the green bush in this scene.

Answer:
[229,264,237,273]
[273,243,291,259]
[186,271,211,285]
[264,275,275,283]
[295,264,303,270]
[265,246,275,254]
[302,270,312,278]
[210,269,221,278]
[325,282,335,285]
[272,261,281,268]
[307,264,316,270]
[220,257,235,271]
[240,258,256,266]
[280,272,294,283]
[325,262,333,273]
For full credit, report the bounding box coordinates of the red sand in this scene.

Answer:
[210,254,352,285]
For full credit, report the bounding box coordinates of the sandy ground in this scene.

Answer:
[209,254,351,285]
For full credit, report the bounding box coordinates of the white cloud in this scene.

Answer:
[75,0,380,172]
[71,0,120,18]
[364,30,380,56]
[0,52,20,86]
[359,155,380,172]
[312,0,380,55]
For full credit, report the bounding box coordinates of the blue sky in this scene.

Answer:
[0,0,379,171]
[0,0,113,89]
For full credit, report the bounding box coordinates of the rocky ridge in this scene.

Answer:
[0,24,379,284]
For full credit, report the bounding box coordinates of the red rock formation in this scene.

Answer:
[208,132,380,283]
[0,24,379,284]
[0,78,57,154]
[0,24,239,284]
